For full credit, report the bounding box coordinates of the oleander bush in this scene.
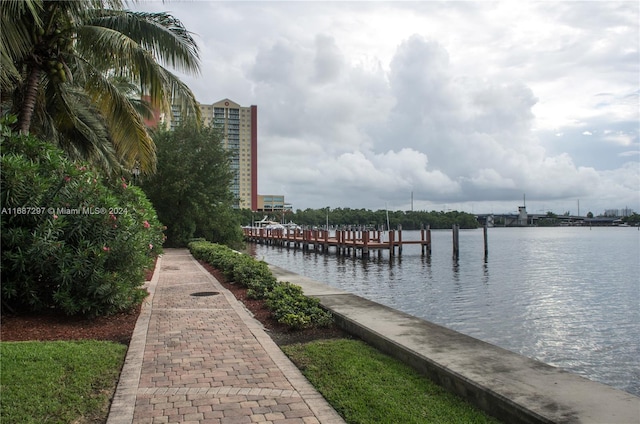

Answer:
[189,240,333,330]
[1,129,164,317]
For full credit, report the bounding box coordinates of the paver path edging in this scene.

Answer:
[108,249,344,424]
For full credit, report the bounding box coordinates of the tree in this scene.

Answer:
[140,120,243,247]
[1,0,201,173]
[626,213,639,225]
[287,208,478,230]
[537,211,559,227]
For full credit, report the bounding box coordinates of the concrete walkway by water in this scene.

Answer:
[270,266,640,424]
[107,249,345,424]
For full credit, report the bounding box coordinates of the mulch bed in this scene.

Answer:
[0,304,142,345]
[1,258,348,346]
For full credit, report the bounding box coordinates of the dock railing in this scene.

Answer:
[243,225,432,258]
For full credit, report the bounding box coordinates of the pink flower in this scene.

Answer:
[64,176,71,182]
[122,183,127,189]
[53,214,58,219]
[103,246,110,252]
[109,213,117,221]
[149,243,154,250]
[143,220,150,229]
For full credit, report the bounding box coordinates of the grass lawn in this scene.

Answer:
[283,338,502,424]
[0,340,127,424]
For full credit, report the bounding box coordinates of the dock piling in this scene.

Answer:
[452,224,460,260]
[243,225,429,259]
[483,224,488,260]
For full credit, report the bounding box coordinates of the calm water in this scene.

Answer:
[248,227,640,396]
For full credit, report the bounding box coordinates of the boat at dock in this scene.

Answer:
[246,216,301,231]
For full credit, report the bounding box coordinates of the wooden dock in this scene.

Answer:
[243,226,432,258]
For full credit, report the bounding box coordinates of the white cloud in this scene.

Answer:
[603,131,635,146]
[135,1,640,215]
[465,169,517,190]
[312,35,344,84]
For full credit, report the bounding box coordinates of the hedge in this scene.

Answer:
[189,241,333,330]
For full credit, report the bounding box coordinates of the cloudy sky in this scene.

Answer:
[136,1,639,215]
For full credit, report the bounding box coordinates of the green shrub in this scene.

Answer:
[189,241,276,297]
[189,240,237,274]
[265,283,334,330]
[188,241,333,330]
[1,131,164,316]
[232,255,278,299]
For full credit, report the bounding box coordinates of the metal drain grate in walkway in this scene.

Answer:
[190,291,220,297]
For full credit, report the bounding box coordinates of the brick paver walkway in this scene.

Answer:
[107,249,345,424]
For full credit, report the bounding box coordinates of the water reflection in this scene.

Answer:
[482,262,489,285]
[452,259,460,283]
[247,228,640,396]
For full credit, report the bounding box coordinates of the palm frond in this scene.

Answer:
[75,22,200,124]
[154,65,202,125]
[43,81,120,173]
[88,10,200,74]
[2,0,200,175]
[77,61,156,172]
[0,0,42,93]
[109,75,155,120]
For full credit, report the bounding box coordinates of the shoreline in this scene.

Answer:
[267,263,640,424]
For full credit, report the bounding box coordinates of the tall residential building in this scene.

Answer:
[200,99,258,210]
[159,98,259,210]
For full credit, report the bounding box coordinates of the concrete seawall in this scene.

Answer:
[269,265,640,424]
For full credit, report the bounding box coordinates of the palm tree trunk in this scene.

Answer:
[18,65,41,135]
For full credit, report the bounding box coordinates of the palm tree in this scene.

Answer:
[1,0,201,173]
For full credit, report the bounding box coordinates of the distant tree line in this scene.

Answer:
[236,208,479,230]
